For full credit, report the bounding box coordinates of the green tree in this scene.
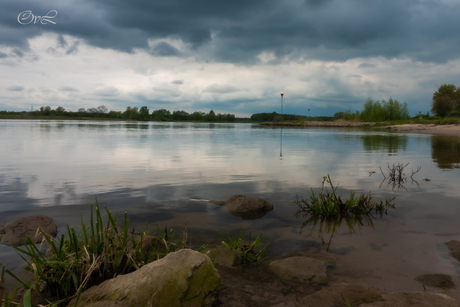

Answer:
[433,84,460,109]
[122,106,132,119]
[55,106,66,115]
[333,112,344,119]
[130,107,139,120]
[205,110,217,122]
[97,105,108,114]
[431,96,455,118]
[139,106,149,121]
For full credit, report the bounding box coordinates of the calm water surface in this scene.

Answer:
[1,120,460,297]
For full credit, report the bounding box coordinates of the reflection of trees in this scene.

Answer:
[431,136,460,169]
[362,134,408,154]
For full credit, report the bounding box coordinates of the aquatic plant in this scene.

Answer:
[294,175,395,218]
[294,175,396,250]
[6,201,199,306]
[220,228,269,265]
[379,163,421,191]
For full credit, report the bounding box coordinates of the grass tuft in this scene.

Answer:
[220,228,269,265]
[294,175,395,218]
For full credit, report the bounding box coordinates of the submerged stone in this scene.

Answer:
[210,194,274,220]
[269,256,328,285]
[415,274,455,288]
[0,215,58,246]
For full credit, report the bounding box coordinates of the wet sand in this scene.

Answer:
[383,124,460,137]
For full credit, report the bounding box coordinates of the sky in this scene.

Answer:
[1,0,460,117]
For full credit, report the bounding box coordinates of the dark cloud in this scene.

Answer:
[65,42,79,55]
[0,51,7,58]
[358,63,375,68]
[13,49,24,57]
[7,85,25,91]
[1,0,460,63]
[171,80,184,85]
[59,86,79,92]
[149,42,180,57]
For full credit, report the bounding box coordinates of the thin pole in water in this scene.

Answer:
[281,93,284,115]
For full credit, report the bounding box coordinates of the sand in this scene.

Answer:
[383,123,460,137]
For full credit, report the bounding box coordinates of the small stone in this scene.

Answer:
[269,256,328,285]
[360,292,460,307]
[298,283,384,307]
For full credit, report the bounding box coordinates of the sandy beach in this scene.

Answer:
[383,123,460,137]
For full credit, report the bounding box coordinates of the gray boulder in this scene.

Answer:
[446,240,460,262]
[298,283,384,307]
[0,215,58,246]
[68,249,221,307]
[210,194,274,220]
[269,256,328,285]
[360,292,460,307]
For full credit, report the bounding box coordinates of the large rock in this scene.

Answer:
[269,256,328,285]
[0,215,58,246]
[68,249,221,307]
[210,194,274,220]
[360,292,460,307]
[298,283,384,307]
[415,274,455,288]
[446,240,460,262]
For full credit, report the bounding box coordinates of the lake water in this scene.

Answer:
[1,120,460,298]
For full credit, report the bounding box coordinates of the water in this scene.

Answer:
[1,120,460,297]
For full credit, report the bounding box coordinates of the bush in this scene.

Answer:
[431,96,455,118]
[360,98,409,121]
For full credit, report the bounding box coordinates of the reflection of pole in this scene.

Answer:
[281,93,284,115]
[280,127,283,160]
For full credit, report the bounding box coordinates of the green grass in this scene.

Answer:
[6,200,203,306]
[220,228,269,265]
[294,175,395,219]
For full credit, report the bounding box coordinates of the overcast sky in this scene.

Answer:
[1,0,460,117]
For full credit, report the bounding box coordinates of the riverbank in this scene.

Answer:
[260,121,379,127]
[382,123,460,137]
[261,120,460,137]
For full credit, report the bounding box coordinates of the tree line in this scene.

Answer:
[29,105,236,122]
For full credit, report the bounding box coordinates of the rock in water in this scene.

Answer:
[0,215,58,246]
[298,283,385,307]
[68,249,221,307]
[446,240,460,262]
[269,256,328,285]
[210,194,274,220]
[360,292,460,307]
[415,274,455,288]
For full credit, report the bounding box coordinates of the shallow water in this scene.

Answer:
[1,120,460,298]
